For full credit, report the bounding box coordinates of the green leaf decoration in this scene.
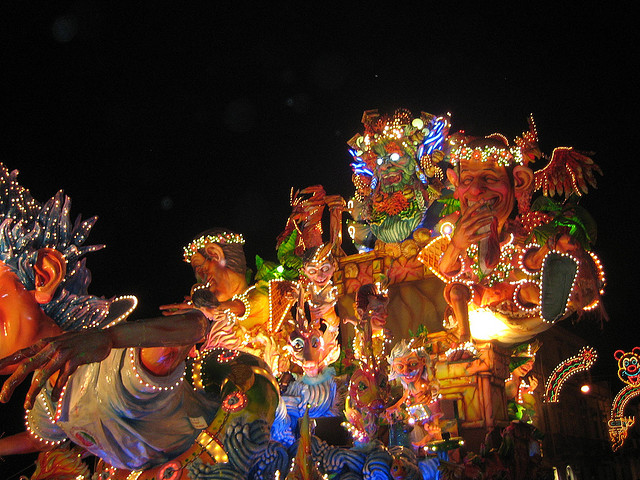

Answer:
[531,195,561,213]
[277,229,303,271]
[530,194,598,250]
[437,196,460,217]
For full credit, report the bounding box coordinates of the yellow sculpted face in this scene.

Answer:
[391,352,425,387]
[190,250,222,294]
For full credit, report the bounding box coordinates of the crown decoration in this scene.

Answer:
[347,109,450,193]
[183,232,245,262]
[306,243,333,266]
[450,144,525,167]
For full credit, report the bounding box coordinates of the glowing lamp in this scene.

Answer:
[580,384,590,394]
[468,307,512,342]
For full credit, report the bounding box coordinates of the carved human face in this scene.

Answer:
[375,152,416,194]
[303,260,336,289]
[190,246,224,295]
[391,352,426,387]
[365,295,389,331]
[456,157,515,231]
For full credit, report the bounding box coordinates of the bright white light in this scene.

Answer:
[580,384,590,394]
[377,157,383,165]
[469,307,512,341]
[390,153,400,161]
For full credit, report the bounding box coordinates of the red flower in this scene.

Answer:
[374,191,410,216]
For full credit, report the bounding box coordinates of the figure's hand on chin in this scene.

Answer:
[451,201,494,251]
[0,329,114,410]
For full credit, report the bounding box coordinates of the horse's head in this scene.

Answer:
[286,320,340,378]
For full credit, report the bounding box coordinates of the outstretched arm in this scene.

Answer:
[0,310,208,409]
[0,431,48,456]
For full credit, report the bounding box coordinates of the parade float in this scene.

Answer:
[0,108,611,480]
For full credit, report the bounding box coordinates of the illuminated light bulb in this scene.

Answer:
[440,222,454,236]
[390,153,400,161]
[412,118,424,129]
[581,384,591,394]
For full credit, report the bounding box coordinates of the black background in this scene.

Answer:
[1,2,637,477]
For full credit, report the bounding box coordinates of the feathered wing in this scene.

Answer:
[534,147,602,198]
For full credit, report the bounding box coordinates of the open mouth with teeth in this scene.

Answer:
[381,171,402,186]
[467,198,498,209]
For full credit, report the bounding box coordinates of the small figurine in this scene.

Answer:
[505,341,540,424]
[351,283,392,364]
[387,339,443,448]
[301,243,340,331]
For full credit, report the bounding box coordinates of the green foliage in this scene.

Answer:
[253,230,303,283]
[254,254,300,282]
[437,195,461,217]
[530,195,598,250]
[277,230,303,271]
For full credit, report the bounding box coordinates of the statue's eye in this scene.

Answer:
[624,359,630,368]
[311,336,320,348]
[292,338,304,351]
[390,153,400,161]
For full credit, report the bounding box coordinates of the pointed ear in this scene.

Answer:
[33,248,67,304]
[446,168,459,188]
[513,165,534,192]
[203,243,225,263]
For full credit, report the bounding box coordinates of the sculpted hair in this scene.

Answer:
[0,163,112,330]
[194,227,247,275]
[355,283,387,312]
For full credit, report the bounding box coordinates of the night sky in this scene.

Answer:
[1,2,637,477]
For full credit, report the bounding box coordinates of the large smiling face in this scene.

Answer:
[456,156,515,232]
